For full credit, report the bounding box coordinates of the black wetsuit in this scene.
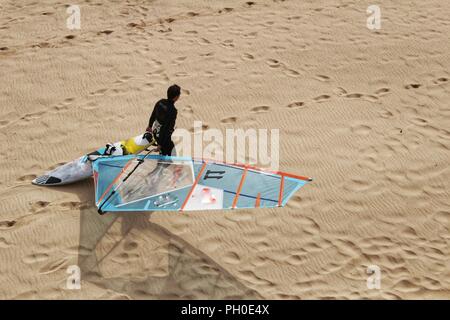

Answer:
[147,99,177,156]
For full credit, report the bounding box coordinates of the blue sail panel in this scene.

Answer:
[93,155,311,213]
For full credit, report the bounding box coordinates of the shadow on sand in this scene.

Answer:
[58,178,261,299]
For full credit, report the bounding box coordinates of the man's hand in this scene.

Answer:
[143,131,153,142]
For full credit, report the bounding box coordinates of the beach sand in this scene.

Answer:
[0,0,449,299]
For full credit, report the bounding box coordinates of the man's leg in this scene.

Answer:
[149,139,174,177]
[160,140,175,156]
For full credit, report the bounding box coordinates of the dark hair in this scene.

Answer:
[167,84,181,100]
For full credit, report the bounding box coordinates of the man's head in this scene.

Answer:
[167,84,181,102]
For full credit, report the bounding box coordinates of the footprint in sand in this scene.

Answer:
[113,252,140,263]
[242,31,258,39]
[314,74,331,82]
[98,30,114,35]
[23,253,49,264]
[60,201,88,210]
[51,104,69,112]
[404,83,421,89]
[242,53,255,61]
[127,22,145,28]
[333,87,348,96]
[124,241,138,251]
[266,59,283,68]
[157,24,172,33]
[221,40,235,48]
[143,82,156,90]
[82,101,98,110]
[218,8,234,14]
[250,106,270,113]
[433,77,448,85]
[344,93,378,102]
[198,37,211,45]
[20,111,46,122]
[174,72,189,78]
[344,93,364,99]
[283,68,301,77]
[286,254,305,266]
[313,95,331,103]
[408,117,428,127]
[287,101,305,109]
[379,109,394,118]
[31,201,50,213]
[200,52,214,57]
[0,220,16,230]
[173,56,187,64]
[181,105,194,118]
[189,123,209,133]
[120,74,133,81]
[350,124,372,136]
[89,88,108,96]
[220,116,237,124]
[374,87,391,96]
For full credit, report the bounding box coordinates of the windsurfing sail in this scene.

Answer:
[92,154,312,214]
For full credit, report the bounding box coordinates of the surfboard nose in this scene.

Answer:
[32,175,62,185]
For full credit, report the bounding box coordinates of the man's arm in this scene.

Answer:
[146,102,158,132]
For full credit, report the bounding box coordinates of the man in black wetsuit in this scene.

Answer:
[145,84,180,156]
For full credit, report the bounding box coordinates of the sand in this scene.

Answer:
[0,0,449,299]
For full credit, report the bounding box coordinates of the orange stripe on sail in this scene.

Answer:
[93,170,98,196]
[180,161,207,211]
[278,175,285,206]
[277,172,311,181]
[255,192,261,208]
[97,160,133,206]
[93,170,98,187]
[232,167,248,209]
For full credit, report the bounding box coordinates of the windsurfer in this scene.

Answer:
[144,84,180,156]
